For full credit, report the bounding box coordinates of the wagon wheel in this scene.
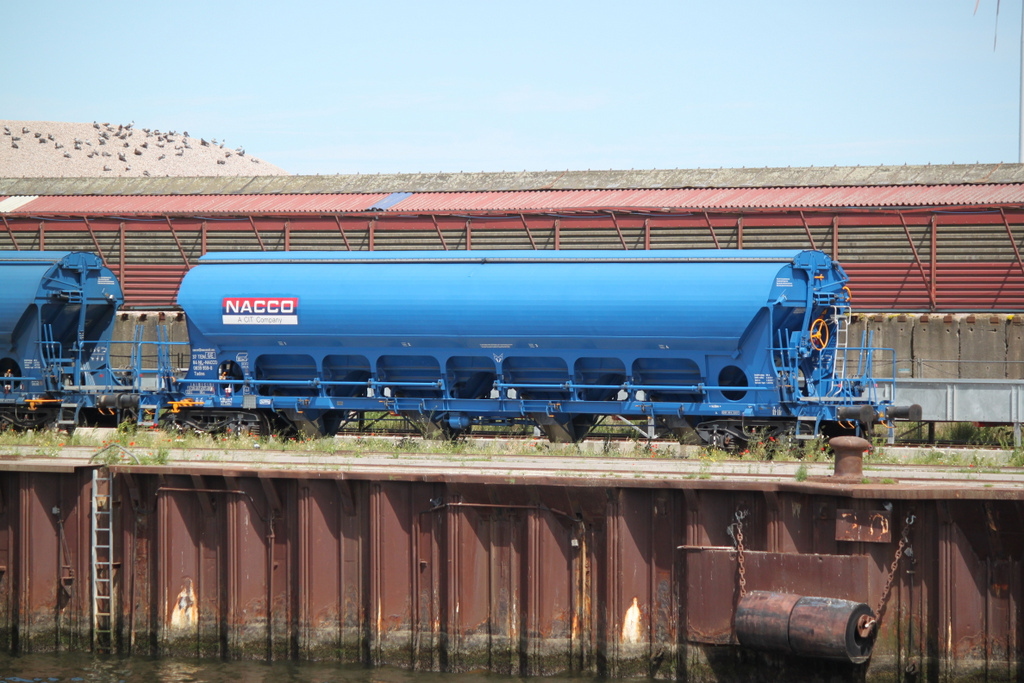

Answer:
[809,317,830,351]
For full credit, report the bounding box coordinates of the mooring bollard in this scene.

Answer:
[829,435,872,480]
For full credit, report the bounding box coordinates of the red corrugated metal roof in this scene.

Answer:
[8,193,389,215]
[4,184,1024,216]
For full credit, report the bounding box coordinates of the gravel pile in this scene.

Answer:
[0,120,288,178]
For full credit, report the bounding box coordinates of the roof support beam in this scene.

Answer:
[898,211,934,310]
[831,216,839,260]
[431,215,449,251]
[1,216,17,250]
[81,216,109,268]
[703,212,721,249]
[333,215,352,251]
[930,216,938,311]
[247,216,267,251]
[519,213,538,250]
[608,211,628,249]
[799,211,818,250]
[163,216,192,269]
[999,208,1024,278]
[118,222,125,283]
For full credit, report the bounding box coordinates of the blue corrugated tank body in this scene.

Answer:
[0,251,123,428]
[174,249,889,442]
[179,250,801,345]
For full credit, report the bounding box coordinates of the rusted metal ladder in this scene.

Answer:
[91,468,114,653]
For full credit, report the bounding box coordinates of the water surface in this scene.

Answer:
[0,654,600,683]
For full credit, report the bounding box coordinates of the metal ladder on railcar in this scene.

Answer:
[155,324,175,392]
[792,306,853,441]
[129,325,176,387]
[40,324,83,427]
[91,468,114,653]
[131,324,174,427]
[39,323,68,386]
[130,325,148,392]
[832,307,850,383]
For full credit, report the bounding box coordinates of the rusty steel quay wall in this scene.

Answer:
[0,454,1022,682]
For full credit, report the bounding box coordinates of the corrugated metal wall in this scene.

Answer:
[2,211,1022,310]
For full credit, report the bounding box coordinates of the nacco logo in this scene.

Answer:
[223,297,298,314]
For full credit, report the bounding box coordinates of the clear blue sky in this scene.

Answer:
[5,0,1021,175]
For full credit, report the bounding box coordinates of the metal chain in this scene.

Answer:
[871,512,915,632]
[724,508,913,638]
[730,509,749,598]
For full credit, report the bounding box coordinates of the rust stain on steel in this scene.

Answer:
[169,579,197,628]
[835,509,892,543]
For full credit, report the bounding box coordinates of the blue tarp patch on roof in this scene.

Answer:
[369,192,413,211]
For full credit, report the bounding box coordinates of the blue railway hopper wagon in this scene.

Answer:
[171,249,918,444]
[0,251,138,429]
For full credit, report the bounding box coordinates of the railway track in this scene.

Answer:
[2,434,1023,496]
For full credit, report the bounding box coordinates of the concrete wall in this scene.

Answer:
[850,314,1024,379]
[116,311,1022,382]
[111,312,190,373]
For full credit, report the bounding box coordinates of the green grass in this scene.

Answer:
[1,416,1020,468]
[893,421,1020,449]
[0,429,95,448]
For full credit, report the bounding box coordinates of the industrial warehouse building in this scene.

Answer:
[2,164,1022,307]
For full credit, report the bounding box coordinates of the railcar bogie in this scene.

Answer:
[160,408,272,437]
[0,405,60,431]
